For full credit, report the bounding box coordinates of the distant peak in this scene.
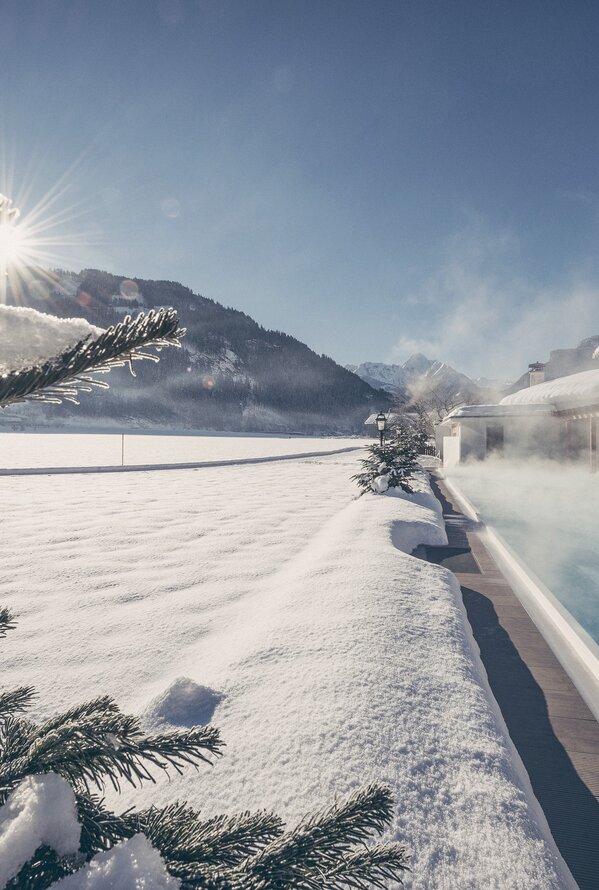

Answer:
[401,353,433,373]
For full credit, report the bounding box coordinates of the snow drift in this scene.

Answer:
[0,446,573,888]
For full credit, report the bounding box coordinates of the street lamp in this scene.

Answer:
[375,411,387,447]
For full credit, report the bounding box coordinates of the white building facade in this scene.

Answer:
[436,369,599,469]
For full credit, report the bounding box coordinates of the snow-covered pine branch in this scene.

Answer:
[0,305,185,408]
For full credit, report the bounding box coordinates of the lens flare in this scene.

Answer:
[119,279,139,299]
[161,197,180,219]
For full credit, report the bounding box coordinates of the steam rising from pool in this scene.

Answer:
[447,457,599,645]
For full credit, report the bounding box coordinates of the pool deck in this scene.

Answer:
[423,474,599,890]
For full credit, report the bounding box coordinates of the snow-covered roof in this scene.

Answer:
[364,412,401,425]
[440,403,552,423]
[500,369,599,410]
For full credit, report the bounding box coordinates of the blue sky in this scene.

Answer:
[2,0,599,378]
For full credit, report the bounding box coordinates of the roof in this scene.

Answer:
[440,403,552,423]
[364,412,401,425]
[500,368,599,410]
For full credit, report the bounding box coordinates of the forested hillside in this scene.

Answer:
[4,268,388,433]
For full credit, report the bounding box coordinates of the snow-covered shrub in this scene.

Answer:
[352,432,420,495]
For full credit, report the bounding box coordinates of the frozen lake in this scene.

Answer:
[0,430,363,470]
[447,458,599,647]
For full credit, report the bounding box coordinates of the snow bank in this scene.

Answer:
[0,449,572,888]
[53,835,180,890]
[0,774,80,887]
[0,305,102,374]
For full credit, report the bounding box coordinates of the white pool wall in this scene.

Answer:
[443,474,599,723]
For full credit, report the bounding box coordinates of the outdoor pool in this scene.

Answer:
[446,458,599,648]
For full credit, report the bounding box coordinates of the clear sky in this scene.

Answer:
[2,0,599,379]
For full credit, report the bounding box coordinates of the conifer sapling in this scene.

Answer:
[353,427,421,495]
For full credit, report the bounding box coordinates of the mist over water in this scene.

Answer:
[447,457,599,645]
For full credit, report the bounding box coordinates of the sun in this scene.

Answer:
[0,216,26,267]
[0,194,22,264]
[0,181,95,306]
[0,195,40,302]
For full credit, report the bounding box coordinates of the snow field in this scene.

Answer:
[0,447,573,888]
[0,431,362,470]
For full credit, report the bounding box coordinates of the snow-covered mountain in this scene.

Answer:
[347,354,485,403]
[345,361,407,393]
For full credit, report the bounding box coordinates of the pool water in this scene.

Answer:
[447,458,599,647]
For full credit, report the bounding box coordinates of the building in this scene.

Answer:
[436,368,599,470]
[364,412,401,429]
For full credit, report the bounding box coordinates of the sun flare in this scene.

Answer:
[0,178,96,306]
[0,217,27,267]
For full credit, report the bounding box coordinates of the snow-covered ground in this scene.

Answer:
[447,458,599,648]
[0,431,362,470]
[0,444,574,887]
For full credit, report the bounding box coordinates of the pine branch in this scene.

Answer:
[76,792,135,855]
[133,725,224,778]
[0,686,36,719]
[0,607,16,637]
[134,804,283,872]
[0,697,223,796]
[230,784,401,888]
[0,308,185,408]
[39,695,123,734]
[5,846,80,890]
[321,844,408,888]
[0,716,37,800]
[12,708,146,791]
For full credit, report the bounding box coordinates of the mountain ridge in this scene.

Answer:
[2,267,390,434]
[346,355,495,405]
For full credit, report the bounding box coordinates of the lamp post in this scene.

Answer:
[376,411,387,447]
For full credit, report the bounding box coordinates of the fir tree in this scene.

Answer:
[352,428,421,495]
[0,307,409,887]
